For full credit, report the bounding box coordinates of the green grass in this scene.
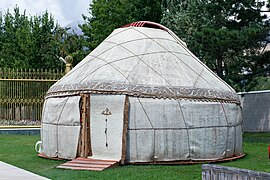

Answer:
[218,133,270,172]
[0,133,269,179]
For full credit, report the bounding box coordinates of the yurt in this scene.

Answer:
[40,21,243,165]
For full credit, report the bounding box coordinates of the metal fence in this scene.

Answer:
[0,68,64,126]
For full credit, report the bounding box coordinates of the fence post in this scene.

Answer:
[65,55,73,74]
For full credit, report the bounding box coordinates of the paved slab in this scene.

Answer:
[0,161,49,180]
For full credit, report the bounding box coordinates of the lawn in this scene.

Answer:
[0,133,269,179]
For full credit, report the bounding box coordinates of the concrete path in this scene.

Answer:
[0,161,49,180]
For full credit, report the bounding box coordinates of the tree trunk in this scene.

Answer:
[216,56,223,78]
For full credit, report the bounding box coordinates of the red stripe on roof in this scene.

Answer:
[121,21,168,31]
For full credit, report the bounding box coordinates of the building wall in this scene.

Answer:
[239,90,270,132]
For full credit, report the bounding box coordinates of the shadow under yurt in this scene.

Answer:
[39,21,244,170]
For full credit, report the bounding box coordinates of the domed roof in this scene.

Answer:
[47,22,239,103]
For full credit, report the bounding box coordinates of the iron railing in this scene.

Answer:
[0,68,64,126]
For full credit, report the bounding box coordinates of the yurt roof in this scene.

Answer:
[47,21,239,104]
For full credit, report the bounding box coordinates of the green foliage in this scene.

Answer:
[0,6,85,69]
[80,0,130,49]
[80,0,162,49]
[247,76,270,91]
[28,11,62,69]
[161,0,270,91]
[53,26,88,67]
[127,0,162,23]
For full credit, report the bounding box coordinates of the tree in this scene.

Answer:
[80,0,162,49]
[0,7,29,68]
[56,27,88,66]
[27,12,56,68]
[161,0,270,91]
[127,0,162,23]
[0,6,85,69]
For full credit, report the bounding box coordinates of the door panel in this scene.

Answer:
[90,94,126,160]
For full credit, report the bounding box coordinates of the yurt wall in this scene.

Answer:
[126,97,242,163]
[41,96,81,159]
[239,90,270,132]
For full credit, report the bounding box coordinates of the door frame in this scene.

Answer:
[78,94,91,157]
[78,94,129,162]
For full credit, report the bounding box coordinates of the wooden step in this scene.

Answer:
[68,160,116,165]
[58,165,104,171]
[61,162,110,168]
[76,157,117,163]
[57,157,119,171]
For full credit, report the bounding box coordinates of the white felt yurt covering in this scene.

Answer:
[41,21,243,163]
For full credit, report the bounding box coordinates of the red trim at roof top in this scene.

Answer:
[121,21,169,32]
